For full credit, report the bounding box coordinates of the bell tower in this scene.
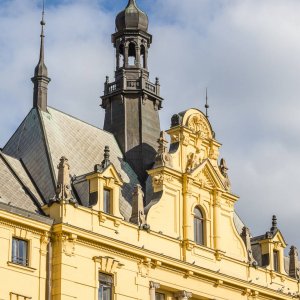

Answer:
[101,0,163,183]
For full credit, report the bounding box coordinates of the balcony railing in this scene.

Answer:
[104,78,160,97]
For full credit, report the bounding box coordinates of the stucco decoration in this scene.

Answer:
[183,110,213,140]
[93,256,123,274]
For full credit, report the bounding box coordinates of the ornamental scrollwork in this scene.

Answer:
[187,114,211,139]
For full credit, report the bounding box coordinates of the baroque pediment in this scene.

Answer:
[101,164,123,186]
[189,160,226,190]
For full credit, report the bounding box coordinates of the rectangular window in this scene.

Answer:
[103,189,111,214]
[273,250,279,272]
[155,293,165,300]
[98,273,113,300]
[12,238,28,266]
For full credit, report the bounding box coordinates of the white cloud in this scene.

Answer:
[1,0,300,248]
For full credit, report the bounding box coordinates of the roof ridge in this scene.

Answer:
[37,108,57,192]
[2,108,34,151]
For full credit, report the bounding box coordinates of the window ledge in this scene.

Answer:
[7,261,36,272]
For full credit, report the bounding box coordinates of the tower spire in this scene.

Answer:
[31,0,51,112]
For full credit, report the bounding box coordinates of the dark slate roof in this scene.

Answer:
[0,152,42,213]
[3,107,139,220]
[0,202,53,225]
[3,109,55,201]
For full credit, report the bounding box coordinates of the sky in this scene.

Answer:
[0,0,300,250]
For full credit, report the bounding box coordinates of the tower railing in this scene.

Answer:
[104,77,160,97]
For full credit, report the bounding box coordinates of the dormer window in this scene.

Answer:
[194,207,204,246]
[103,189,111,214]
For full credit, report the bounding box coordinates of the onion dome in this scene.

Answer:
[116,0,149,32]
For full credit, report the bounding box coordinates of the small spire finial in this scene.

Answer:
[205,88,209,118]
[271,215,278,232]
[101,146,111,169]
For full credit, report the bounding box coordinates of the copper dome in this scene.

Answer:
[115,0,149,32]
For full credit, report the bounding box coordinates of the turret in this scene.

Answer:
[101,0,163,184]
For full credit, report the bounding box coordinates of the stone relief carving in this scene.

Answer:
[187,114,211,139]
[219,158,231,191]
[154,131,173,168]
[153,172,174,188]
[241,227,258,267]
[55,233,77,257]
[186,151,202,172]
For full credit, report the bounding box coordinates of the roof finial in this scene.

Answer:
[271,215,278,232]
[31,0,51,112]
[101,146,111,169]
[127,0,137,7]
[205,88,209,119]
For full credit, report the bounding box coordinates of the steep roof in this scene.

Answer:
[0,152,42,213]
[3,107,140,220]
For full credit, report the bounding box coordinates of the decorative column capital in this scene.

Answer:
[174,290,192,299]
[149,281,160,289]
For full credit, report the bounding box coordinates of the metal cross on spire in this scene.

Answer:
[205,88,209,119]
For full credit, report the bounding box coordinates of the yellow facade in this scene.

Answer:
[1,108,299,300]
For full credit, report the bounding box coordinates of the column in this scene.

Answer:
[174,290,192,300]
[149,281,160,300]
[136,46,141,68]
[144,48,148,69]
[213,190,222,251]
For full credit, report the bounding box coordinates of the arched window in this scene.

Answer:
[118,44,125,68]
[140,44,146,68]
[194,207,204,245]
[128,42,136,66]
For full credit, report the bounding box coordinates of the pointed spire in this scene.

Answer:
[31,0,51,112]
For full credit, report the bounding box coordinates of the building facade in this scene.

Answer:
[0,1,299,299]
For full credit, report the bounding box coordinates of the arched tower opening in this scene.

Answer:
[140,44,146,69]
[128,42,136,66]
[118,44,125,68]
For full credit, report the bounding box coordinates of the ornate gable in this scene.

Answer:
[190,160,226,191]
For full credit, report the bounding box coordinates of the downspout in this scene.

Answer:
[46,241,52,300]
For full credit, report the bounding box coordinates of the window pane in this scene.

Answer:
[99,273,112,300]
[194,207,203,219]
[12,238,28,266]
[273,251,279,272]
[103,189,111,214]
[194,209,204,246]
[12,239,17,262]
[155,293,165,300]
